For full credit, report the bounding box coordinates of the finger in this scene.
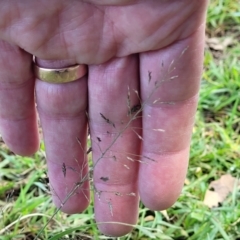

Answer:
[35,59,89,214]
[0,40,39,155]
[139,26,205,210]
[88,55,141,237]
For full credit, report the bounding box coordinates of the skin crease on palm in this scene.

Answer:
[0,0,208,237]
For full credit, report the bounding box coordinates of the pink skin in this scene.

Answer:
[0,0,208,237]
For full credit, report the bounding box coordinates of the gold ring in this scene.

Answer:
[34,63,87,83]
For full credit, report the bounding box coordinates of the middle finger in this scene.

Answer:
[88,55,141,236]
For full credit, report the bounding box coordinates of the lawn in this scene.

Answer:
[0,1,240,239]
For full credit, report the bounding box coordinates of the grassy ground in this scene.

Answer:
[0,1,240,239]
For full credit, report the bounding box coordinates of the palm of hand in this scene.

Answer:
[0,0,207,237]
[1,0,205,63]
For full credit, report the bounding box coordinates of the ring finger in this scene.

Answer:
[35,59,90,214]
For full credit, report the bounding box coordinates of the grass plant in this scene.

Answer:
[0,1,240,239]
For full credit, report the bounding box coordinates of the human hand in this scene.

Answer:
[0,0,208,237]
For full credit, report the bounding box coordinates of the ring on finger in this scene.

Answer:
[34,59,87,84]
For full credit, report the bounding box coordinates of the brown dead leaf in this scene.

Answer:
[144,215,155,222]
[205,37,234,51]
[184,178,190,185]
[161,210,170,221]
[204,174,239,208]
